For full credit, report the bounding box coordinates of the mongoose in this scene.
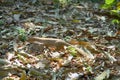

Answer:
[27,37,89,57]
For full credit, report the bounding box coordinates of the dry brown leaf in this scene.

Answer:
[21,22,35,30]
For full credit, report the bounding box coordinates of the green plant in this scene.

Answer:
[102,0,115,9]
[83,62,93,73]
[18,28,27,42]
[0,20,4,26]
[101,0,120,26]
[67,46,77,56]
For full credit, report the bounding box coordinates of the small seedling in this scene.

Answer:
[18,29,27,42]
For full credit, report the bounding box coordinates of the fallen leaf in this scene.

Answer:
[94,69,110,80]
[20,70,27,80]
[13,14,21,22]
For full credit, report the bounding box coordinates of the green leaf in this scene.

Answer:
[111,10,118,13]
[101,4,112,9]
[117,2,120,10]
[18,29,27,42]
[86,66,93,73]
[0,20,4,25]
[112,19,119,24]
[105,0,115,4]
[67,46,77,56]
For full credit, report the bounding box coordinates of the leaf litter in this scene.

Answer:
[0,0,120,80]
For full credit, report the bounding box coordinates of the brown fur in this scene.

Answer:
[27,37,89,57]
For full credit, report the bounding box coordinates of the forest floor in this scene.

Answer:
[0,0,120,80]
